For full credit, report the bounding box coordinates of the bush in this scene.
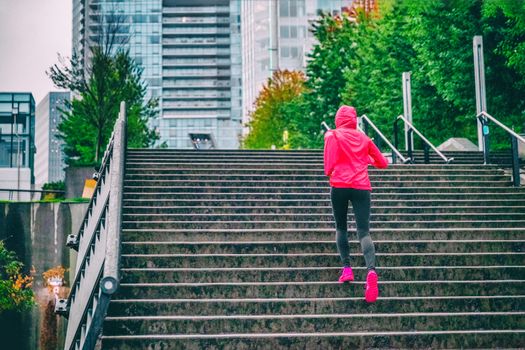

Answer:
[0,241,34,313]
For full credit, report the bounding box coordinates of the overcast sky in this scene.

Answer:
[0,0,72,105]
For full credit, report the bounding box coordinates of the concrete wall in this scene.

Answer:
[65,166,94,199]
[0,202,88,350]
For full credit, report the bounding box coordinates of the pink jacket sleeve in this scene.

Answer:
[324,132,339,176]
[368,139,389,169]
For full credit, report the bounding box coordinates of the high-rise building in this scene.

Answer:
[0,92,36,201]
[73,0,242,149]
[35,92,70,188]
[241,0,353,127]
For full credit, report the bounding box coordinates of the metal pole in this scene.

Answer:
[511,135,520,187]
[423,143,430,164]
[13,105,20,201]
[407,129,413,162]
[402,72,413,151]
[473,36,487,151]
[269,0,279,72]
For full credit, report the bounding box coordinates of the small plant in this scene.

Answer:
[41,181,66,200]
[0,241,35,313]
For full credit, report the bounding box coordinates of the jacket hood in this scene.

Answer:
[335,105,357,129]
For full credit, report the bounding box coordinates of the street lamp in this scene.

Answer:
[12,104,20,201]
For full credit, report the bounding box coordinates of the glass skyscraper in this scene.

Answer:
[73,0,242,149]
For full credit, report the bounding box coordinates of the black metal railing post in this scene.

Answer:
[423,143,430,164]
[511,135,520,187]
[407,128,413,163]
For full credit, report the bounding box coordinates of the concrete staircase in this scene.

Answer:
[102,150,525,349]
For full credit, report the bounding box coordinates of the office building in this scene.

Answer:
[73,0,242,149]
[35,92,70,188]
[0,92,36,201]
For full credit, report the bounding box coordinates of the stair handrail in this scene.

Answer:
[395,115,454,164]
[58,102,127,350]
[477,111,524,186]
[360,114,409,164]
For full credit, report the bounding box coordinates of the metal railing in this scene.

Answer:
[477,111,524,186]
[57,102,127,350]
[394,115,454,164]
[0,188,65,201]
[360,115,409,164]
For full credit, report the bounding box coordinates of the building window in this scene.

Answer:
[281,46,290,58]
[280,25,289,38]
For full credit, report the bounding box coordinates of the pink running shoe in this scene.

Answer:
[338,266,354,283]
[365,270,379,303]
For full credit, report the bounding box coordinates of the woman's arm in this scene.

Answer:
[368,139,389,169]
[324,132,339,176]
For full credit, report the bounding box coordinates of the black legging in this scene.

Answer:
[330,187,376,270]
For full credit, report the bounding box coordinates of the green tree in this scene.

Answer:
[0,241,34,313]
[341,2,414,142]
[301,0,524,149]
[48,47,159,166]
[302,14,361,148]
[243,70,307,149]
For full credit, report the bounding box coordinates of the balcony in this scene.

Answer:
[163,48,230,57]
[163,58,231,67]
[163,80,231,88]
[163,17,230,25]
[163,91,231,99]
[163,101,231,109]
[162,37,230,46]
[163,6,229,15]
[163,69,231,78]
[163,27,230,36]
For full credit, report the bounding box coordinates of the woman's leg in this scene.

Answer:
[349,189,375,271]
[330,187,351,267]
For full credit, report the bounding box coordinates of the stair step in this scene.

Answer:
[122,205,525,215]
[121,253,525,269]
[114,280,525,299]
[124,181,513,189]
[119,265,524,283]
[101,329,525,349]
[120,240,525,255]
[122,198,525,207]
[122,219,525,229]
[122,213,525,222]
[103,312,525,336]
[107,295,525,317]
[121,227,525,241]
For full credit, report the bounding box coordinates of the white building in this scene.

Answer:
[35,92,70,189]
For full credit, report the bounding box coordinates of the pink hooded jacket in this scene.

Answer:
[324,106,388,190]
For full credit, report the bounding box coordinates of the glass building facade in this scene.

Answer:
[0,93,36,178]
[35,92,70,187]
[73,0,243,149]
